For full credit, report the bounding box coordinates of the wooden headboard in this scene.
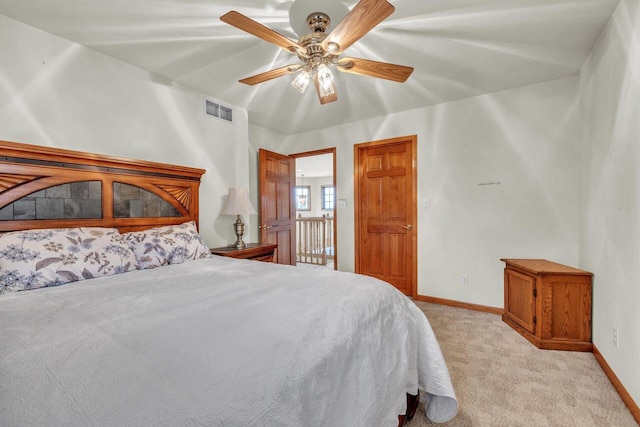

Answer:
[0,140,205,233]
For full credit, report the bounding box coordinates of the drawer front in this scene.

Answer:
[211,246,276,261]
[504,269,536,333]
[252,253,274,262]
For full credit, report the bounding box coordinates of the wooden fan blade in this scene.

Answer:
[323,0,394,54]
[337,57,413,82]
[221,11,302,54]
[313,74,338,105]
[239,65,302,85]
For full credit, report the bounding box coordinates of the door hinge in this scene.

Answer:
[533,316,537,324]
[533,288,537,298]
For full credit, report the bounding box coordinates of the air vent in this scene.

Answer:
[204,99,233,123]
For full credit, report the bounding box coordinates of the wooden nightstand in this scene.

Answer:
[210,243,277,263]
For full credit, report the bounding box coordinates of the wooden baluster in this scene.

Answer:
[296,214,302,262]
[321,215,327,265]
[304,219,308,264]
[312,218,318,265]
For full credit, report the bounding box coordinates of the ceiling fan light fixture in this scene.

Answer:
[318,79,336,98]
[222,1,412,105]
[292,69,312,93]
[317,63,334,89]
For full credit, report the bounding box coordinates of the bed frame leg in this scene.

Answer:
[397,393,420,426]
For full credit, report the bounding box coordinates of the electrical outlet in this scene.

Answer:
[613,328,618,347]
[460,275,469,286]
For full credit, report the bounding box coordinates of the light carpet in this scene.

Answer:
[407,302,638,426]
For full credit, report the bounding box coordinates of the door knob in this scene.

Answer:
[402,224,412,230]
[259,225,273,229]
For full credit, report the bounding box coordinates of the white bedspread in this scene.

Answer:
[0,257,457,426]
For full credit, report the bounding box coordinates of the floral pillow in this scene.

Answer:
[123,221,211,270]
[0,227,138,294]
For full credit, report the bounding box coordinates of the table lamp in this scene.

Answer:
[221,188,257,249]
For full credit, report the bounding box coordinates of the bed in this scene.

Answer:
[0,140,458,426]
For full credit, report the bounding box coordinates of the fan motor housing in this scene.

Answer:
[298,33,327,56]
[297,13,339,62]
[306,12,330,32]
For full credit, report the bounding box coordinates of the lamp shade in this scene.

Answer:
[221,188,257,216]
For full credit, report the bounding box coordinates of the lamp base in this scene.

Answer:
[232,215,247,250]
[233,240,247,250]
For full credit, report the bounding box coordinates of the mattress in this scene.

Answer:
[0,256,457,426]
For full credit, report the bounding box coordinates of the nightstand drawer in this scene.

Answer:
[252,254,275,263]
[210,243,277,263]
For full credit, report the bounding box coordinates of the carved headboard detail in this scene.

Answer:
[0,174,40,192]
[0,140,206,233]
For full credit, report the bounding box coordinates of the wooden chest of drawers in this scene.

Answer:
[501,259,593,352]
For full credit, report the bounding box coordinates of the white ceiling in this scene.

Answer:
[0,0,620,135]
[296,154,333,178]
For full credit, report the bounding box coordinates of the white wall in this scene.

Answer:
[579,0,640,406]
[295,176,334,218]
[0,15,252,247]
[250,76,580,309]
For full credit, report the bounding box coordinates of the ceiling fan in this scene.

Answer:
[220,0,414,105]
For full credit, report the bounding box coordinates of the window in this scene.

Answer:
[295,186,311,211]
[322,185,335,210]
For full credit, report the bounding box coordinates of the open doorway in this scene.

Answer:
[291,149,336,270]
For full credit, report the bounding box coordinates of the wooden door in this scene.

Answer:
[354,136,417,296]
[258,149,296,265]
